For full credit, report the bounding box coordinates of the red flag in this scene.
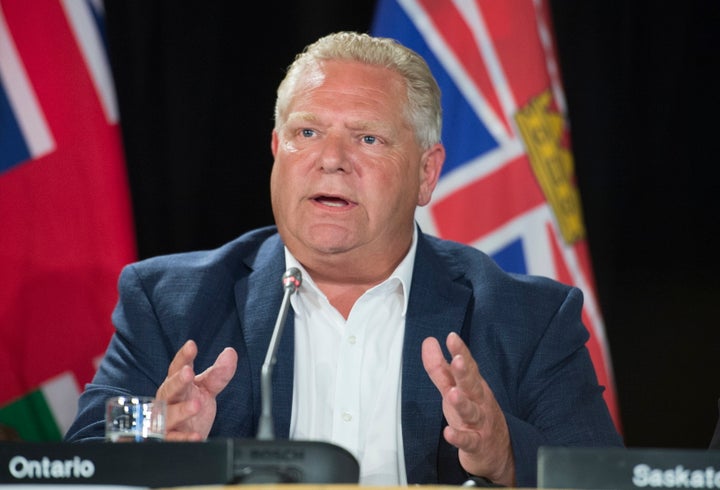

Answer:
[0,0,135,439]
[372,0,621,431]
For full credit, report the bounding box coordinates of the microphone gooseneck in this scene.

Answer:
[257,267,302,440]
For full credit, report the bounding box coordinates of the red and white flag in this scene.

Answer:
[0,0,135,440]
[372,0,621,431]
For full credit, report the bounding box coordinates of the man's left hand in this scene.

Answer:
[422,331,516,487]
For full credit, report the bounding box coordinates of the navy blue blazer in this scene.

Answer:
[65,226,622,486]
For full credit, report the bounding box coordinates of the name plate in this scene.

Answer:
[538,446,720,489]
[0,439,359,486]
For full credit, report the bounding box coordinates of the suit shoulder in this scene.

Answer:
[120,226,280,288]
[420,233,575,298]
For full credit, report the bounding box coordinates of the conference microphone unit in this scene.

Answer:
[257,267,302,440]
[245,267,359,483]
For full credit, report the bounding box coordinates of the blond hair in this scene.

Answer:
[274,31,442,150]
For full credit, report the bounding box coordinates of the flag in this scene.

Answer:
[371,0,621,431]
[0,0,135,440]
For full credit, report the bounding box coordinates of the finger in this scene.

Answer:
[421,337,455,393]
[156,363,195,403]
[444,424,482,453]
[445,384,483,428]
[195,347,238,397]
[167,340,197,377]
[164,394,202,431]
[446,332,484,395]
[446,331,475,368]
[442,334,487,429]
[156,341,198,401]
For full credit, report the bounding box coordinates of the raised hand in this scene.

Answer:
[421,332,516,486]
[155,340,237,441]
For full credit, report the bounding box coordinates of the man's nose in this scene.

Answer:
[317,135,352,174]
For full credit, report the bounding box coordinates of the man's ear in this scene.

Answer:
[271,129,279,157]
[418,143,445,206]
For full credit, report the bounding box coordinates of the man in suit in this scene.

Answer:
[65,31,623,486]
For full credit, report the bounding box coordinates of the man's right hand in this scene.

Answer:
[155,339,238,441]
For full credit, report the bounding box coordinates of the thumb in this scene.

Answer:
[195,347,238,396]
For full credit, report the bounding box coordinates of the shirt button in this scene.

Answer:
[348,335,357,344]
[342,411,352,422]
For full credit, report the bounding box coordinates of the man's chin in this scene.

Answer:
[285,226,357,256]
[305,238,354,256]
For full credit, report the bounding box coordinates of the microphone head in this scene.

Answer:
[282,267,302,293]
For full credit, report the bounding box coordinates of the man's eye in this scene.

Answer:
[362,135,377,144]
[301,129,315,138]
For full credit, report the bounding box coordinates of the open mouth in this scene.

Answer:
[313,195,352,208]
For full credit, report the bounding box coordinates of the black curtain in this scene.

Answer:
[104,0,720,448]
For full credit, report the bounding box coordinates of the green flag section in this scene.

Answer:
[0,372,80,442]
[0,391,61,441]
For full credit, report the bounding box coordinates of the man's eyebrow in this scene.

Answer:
[347,120,394,134]
[286,112,319,124]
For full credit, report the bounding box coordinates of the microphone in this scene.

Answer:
[257,267,302,440]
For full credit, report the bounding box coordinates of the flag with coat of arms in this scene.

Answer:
[371,0,621,431]
[0,0,135,440]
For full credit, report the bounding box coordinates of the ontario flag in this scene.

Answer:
[372,0,621,430]
[0,0,135,440]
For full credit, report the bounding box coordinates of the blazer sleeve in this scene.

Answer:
[64,263,179,441]
[64,253,252,441]
[496,285,624,486]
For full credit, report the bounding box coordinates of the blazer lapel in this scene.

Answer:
[402,233,473,483]
[235,234,295,438]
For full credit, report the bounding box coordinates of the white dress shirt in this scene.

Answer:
[286,229,417,485]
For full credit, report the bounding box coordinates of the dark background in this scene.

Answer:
[104,1,720,449]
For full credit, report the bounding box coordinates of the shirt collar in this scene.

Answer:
[283,226,418,316]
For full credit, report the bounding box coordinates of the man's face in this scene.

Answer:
[270,59,444,275]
